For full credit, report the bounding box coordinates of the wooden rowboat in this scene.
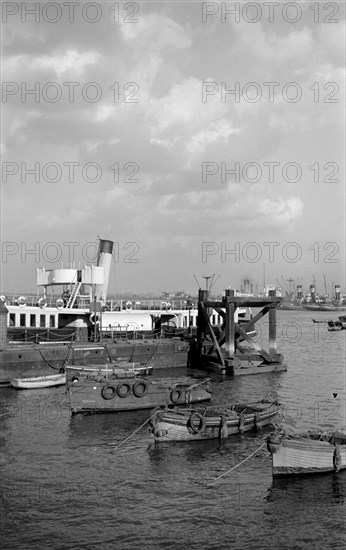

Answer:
[267,430,346,476]
[10,372,66,389]
[149,400,281,442]
[327,320,342,331]
[65,362,153,382]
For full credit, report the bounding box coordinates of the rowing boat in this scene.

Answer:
[267,430,346,476]
[149,400,281,442]
[10,372,66,389]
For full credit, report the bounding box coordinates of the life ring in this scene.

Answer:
[18,296,26,307]
[126,301,132,311]
[0,295,7,305]
[89,313,100,325]
[132,380,148,398]
[188,412,206,434]
[117,383,131,398]
[170,389,182,404]
[56,298,64,309]
[161,301,167,310]
[101,385,117,400]
[166,302,172,311]
[38,297,47,308]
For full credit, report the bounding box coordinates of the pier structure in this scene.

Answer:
[195,288,287,375]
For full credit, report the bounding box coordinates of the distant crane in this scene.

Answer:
[323,274,328,297]
[280,276,290,295]
[286,277,295,297]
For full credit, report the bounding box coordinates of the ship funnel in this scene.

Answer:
[310,284,316,303]
[335,284,341,301]
[95,239,114,304]
[296,285,303,300]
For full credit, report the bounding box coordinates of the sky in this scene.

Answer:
[1,0,345,297]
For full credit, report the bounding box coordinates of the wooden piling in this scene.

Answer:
[268,289,277,356]
[193,289,286,375]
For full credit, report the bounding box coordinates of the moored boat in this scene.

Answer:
[10,372,66,389]
[65,362,153,382]
[149,400,281,442]
[327,320,342,331]
[267,430,346,476]
[67,373,212,414]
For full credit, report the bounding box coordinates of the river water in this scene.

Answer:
[1,310,345,549]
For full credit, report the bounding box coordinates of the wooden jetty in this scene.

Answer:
[191,289,287,375]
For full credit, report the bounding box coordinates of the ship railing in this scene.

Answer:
[103,299,198,311]
[2,294,92,309]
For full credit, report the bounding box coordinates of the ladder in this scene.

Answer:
[66,282,82,308]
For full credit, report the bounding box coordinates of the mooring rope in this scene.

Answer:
[111,409,159,452]
[209,441,266,483]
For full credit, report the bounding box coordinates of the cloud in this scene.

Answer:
[257,197,304,227]
[120,14,192,50]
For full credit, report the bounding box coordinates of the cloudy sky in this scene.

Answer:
[1,1,345,296]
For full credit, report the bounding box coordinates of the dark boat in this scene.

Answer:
[67,373,212,414]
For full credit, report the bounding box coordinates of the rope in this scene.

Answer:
[209,441,266,483]
[37,348,61,370]
[111,409,159,452]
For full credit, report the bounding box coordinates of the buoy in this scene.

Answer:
[89,313,100,325]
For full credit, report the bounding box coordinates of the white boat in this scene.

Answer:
[267,430,346,476]
[65,362,153,382]
[10,372,66,389]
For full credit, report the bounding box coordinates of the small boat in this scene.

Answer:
[149,400,281,442]
[65,362,153,382]
[67,373,212,414]
[312,319,331,324]
[327,320,342,331]
[267,430,346,476]
[10,372,66,389]
[337,316,346,329]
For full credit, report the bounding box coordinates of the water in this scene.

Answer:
[1,311,345,549]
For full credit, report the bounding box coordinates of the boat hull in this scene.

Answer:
[10,373,66,389]
[150,402,281,442]
[269,433,346,476]
[67,376,212,414]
